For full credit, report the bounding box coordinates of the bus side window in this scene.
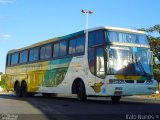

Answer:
[11,53,19,65]
[29,48,39,62]
[89,30,104,47]
[69,35,85,55]
[20,50,28,63]
[53,43,60,58]
[45,45,52,58]
[69,39,76,54]
[29,49,34,61]
[60,41,67,56]
[40,46,46,59]
[33,48,39,61]
[40,45,52,59]
[7,55,11,66]
[76,36,85,53]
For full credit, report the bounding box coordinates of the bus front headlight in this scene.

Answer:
[145,80,153,85]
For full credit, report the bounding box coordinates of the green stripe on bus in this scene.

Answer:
[42,58,72,87]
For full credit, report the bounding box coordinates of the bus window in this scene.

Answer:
[76,36,85,53]
[69,36,85,55]
[45,45,52,58]
[29,47,39,62]
[20,51,28,63]
[60,41,67,56]
[11,53,19,65]
[7,55,11,66]
[89,30,104,47]
[53,43,60,58]
[40,46,45,59]
[40,45,52,59]
[69,39,76,54]
[107,31,148,45]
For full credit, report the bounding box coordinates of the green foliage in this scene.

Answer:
[153,69,160,81]
[138,24,160,34]
[0,74,6,89]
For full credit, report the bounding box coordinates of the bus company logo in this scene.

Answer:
[91,82,104,93]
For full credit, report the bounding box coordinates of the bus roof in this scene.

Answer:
[8,26,145,54]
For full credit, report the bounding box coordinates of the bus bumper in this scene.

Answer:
[103,80,158,96]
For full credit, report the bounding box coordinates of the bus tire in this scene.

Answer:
[14,82,21,97]
[111,96,121,103]
[21,81,28,97]
[77,81,86,101]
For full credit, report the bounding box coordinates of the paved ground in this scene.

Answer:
[0,93,160,120]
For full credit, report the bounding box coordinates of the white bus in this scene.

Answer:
[6,26,158,102]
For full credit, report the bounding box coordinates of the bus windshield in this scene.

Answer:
[107,31,148,45]
[107,46,152,77]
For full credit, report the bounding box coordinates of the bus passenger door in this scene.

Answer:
[95,47,105,78]
[88,47,105,94]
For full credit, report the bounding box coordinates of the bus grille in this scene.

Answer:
[136,81,145,83]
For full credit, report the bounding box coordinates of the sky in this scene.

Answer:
[0,0,160,73]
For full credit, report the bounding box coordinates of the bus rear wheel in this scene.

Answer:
[111,96,121,103]
[77,81,86,101]
[21,82,28,97]
[14,82,21,97]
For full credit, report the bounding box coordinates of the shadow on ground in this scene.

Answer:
[0,93,160,120]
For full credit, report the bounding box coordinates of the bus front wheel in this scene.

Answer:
[111,96,121,103]
[77,81,86,101]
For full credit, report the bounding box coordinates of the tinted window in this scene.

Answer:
[107,31,118,42]
[60,41,67,56]
[40,46,45,59]
[11,53,19,65]
[69,39,76,54]
[89,32,95,47]
[45,45,52,58]
[96,31,104,45]
[7,55,11,66]
[29,48,39,61]
[53,43,60,57]
[40,45,52,59]
[89,30,104,47]
[20,51,28,63]
[107,31,148,45]
[76,36,85,53]
[69,36,85,55]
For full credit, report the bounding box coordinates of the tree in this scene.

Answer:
[139,24,160,60]
[0,74,6,89]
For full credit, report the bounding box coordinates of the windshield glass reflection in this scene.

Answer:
[107,46,152,76]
